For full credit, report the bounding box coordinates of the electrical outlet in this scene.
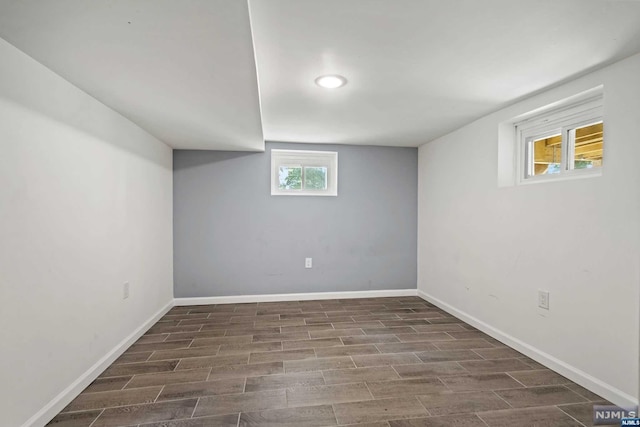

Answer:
[123,282,130,300]
[305,258,312,269]
[538,290,549,310]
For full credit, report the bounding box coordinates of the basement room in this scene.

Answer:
[1,1,639,426]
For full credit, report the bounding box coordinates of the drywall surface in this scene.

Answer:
[0,38,173,426]
[174,142,417,297]
[418,53,640,404]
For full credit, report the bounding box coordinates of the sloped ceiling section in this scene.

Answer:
[250,0,640,147]
[0,0,264,151]
[1,1,640,150]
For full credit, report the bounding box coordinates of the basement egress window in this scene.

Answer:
[516,93,603,183]
[271,149,338,196]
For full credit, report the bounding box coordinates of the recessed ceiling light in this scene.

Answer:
[315,75,347,89]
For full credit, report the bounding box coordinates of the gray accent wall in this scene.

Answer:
[173,142,417,297]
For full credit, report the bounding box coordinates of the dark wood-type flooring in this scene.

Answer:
[47,296,614,426]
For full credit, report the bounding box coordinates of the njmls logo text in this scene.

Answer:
[593,405,638,425]
[621,419,640,426]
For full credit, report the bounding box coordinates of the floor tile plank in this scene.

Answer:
[249,348,316,364]
[506,369,571,387]
[477,406,583,426]
[84,377,131,393]
[393,361,467,378]
[91,399,197,426]
[282,337,343,350]
[494,385,587,408]
[157,378,245,400]
[310,328,365,338]
[375,342,438,354]
[239,405,337,426]
[457,358,533,374]
[351,353,422,367]
[416,390,510,416]
[244,371,325,392]
[218,342,282,355]
[46,410,102,427]
[285,356,355,373]
[124,368,210,389]
[333,397,428,424]
[62,386,162,412]
[147,346,221,361]
[366,377,447,398]
[439,373,524,391]
[341,335,400,345]
[286,383,373,407]
[175,354,249,370]
[314,344,380,357]
[388,413,487,426]
[194,390,287,417]
[322,367,401,384]
[100,360,179,378]
[415,350,484,363]
[207,361,284,380]
[139,414,240,426]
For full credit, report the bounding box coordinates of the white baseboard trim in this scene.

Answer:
[175,289,418,306]
[24,300,174,427]
[417,289,638,408]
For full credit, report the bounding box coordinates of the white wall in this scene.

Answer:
[0,39,174,426]
[418,53,640,407]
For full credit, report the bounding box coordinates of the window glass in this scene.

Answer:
[304,166,328,190]
[531,134,562,176]
[572,122,603,170]
[278,166,302,190]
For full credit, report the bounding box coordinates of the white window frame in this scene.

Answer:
[515,94,603,185]
[271,149,338,196]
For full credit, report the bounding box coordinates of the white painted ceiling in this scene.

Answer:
[1,0,640,149]
[251,0,640,146]
[0,0,264,151]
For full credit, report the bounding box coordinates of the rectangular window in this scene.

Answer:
[516,93,603,183]
[271,149,337,196]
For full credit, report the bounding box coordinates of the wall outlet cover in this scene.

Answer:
[538,290,549,310]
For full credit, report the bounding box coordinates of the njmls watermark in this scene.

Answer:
[593,405,638,425]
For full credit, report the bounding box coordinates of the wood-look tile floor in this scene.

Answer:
[48,297,613,427]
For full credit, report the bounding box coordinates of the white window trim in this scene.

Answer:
[271,149,338,196]
[515,94,603,185]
